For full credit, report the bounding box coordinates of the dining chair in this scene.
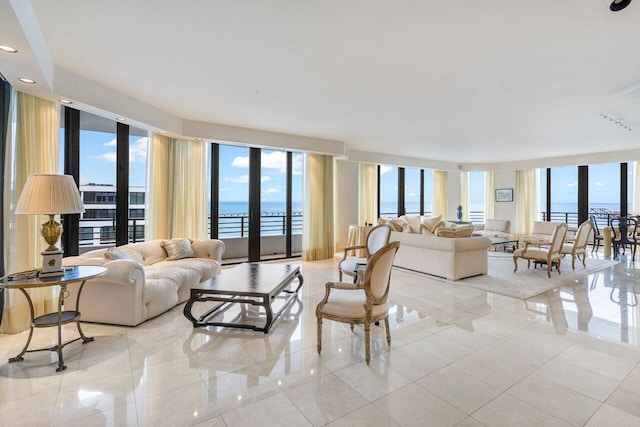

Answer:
[589,215,604,253]
[317,241,400,365]
[338,224,391,281]
[611,217,639,261]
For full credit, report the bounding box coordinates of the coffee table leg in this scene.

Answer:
[262,296,273,334]
[183,293,199,327]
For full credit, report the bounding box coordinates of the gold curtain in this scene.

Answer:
[1,92,60,334]
[358,163,377,225]
[302,154,334,260]
[146,135,207,240]
[432,170,448,218]
[484,171,495,219]
[460,172,469,221]
[513,169,538,239]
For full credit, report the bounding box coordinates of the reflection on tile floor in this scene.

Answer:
[2,253,640,426]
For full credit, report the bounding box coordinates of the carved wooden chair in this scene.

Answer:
[317,241,400,365]
[561,220,592,269]
[513,223,568,278]
[338,224,391,281]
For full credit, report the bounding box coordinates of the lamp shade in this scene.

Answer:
[15,174,84,215]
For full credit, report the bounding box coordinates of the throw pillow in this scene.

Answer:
[388,217,406,232]
[436,227,457,238]
[161,238,196,260]
[401,215,422,234]
[420,215,443,233]
[104,247,133,260]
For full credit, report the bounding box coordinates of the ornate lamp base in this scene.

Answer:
[40,250,64,277]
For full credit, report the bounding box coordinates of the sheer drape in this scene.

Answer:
[460,172,469,221]
[358,163,377,225]
[432,170,448,218]
[146,134,207,240]
[302,154,334,260]
[484,171,495,219]
[1,92,60,334]
[513,169,538,239]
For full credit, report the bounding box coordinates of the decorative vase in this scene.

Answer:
[456,205,463,221]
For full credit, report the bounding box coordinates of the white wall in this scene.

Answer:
[334,159,359,252]
[493,171,517,222]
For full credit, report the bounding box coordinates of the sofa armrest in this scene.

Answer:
[64,256,145,286]
[191,239,225,262]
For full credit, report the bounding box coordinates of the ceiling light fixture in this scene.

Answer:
[600,113,633,131]
[0,45,18,53]
[58,99,73,105]
[609,0,632,11]
[17,78,36,84]
[115,117,126,122]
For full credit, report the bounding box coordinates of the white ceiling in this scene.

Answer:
[1,0,640,167]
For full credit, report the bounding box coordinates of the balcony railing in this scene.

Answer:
[74,212,304,248]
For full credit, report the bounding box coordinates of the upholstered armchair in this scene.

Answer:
[513,223,568,278]
[317,241,400,365]
[561,220,592,269]
[338,224,391,281]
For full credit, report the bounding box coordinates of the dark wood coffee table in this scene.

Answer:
[183,263,303,333]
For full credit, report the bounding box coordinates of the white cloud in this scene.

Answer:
[91,137,147,164]
[380,165,392,175]
[130,137,148,163]
[225,174,249,183]
[263,187,281,194]
[262,175,270,182]
[567,181,578,188]
[595,182,605,187]
[231,151,303,174]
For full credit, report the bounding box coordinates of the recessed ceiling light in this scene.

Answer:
[58,99,73,105]
[116,117,126,122]
[0,45,18,53]
[158,130,167,134]
[17,78,36,84]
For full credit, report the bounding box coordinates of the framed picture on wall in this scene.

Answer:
[496,188,513,202]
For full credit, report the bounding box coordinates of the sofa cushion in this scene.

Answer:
[420,215,443,233]
[104,246,144,264]
[485,219,510,234]
[437,225,474,238]
[162,238,196,260]
[157,258,221,282]
[400,215,422,234]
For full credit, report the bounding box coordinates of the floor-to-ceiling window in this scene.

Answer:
[405,167,420,215]
[423,169,433,216]
[79,111,117,246]
[469,171,485,222]
[210,144,302,263]
[128,126,147,242]
[379,165,398,217]
[549,166,579,226]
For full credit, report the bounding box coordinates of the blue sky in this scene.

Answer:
[71,131,304,203]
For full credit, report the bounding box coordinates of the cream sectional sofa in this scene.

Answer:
[472,219,511,239]
[392,231,491,280]
[62,238,225,326]
[379,213,493,280]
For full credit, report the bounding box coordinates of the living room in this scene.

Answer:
[2,1,640,426]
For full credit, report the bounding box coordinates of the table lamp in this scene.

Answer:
[14,174,84,277]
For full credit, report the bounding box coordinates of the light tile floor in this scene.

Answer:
[2,252,640,426]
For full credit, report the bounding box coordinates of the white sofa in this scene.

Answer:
[390,231,492,280]
[62,238,225,326]
[526,221,566,243]
[472,219,511,239]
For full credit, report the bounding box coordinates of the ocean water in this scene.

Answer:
[218,201,303,215]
